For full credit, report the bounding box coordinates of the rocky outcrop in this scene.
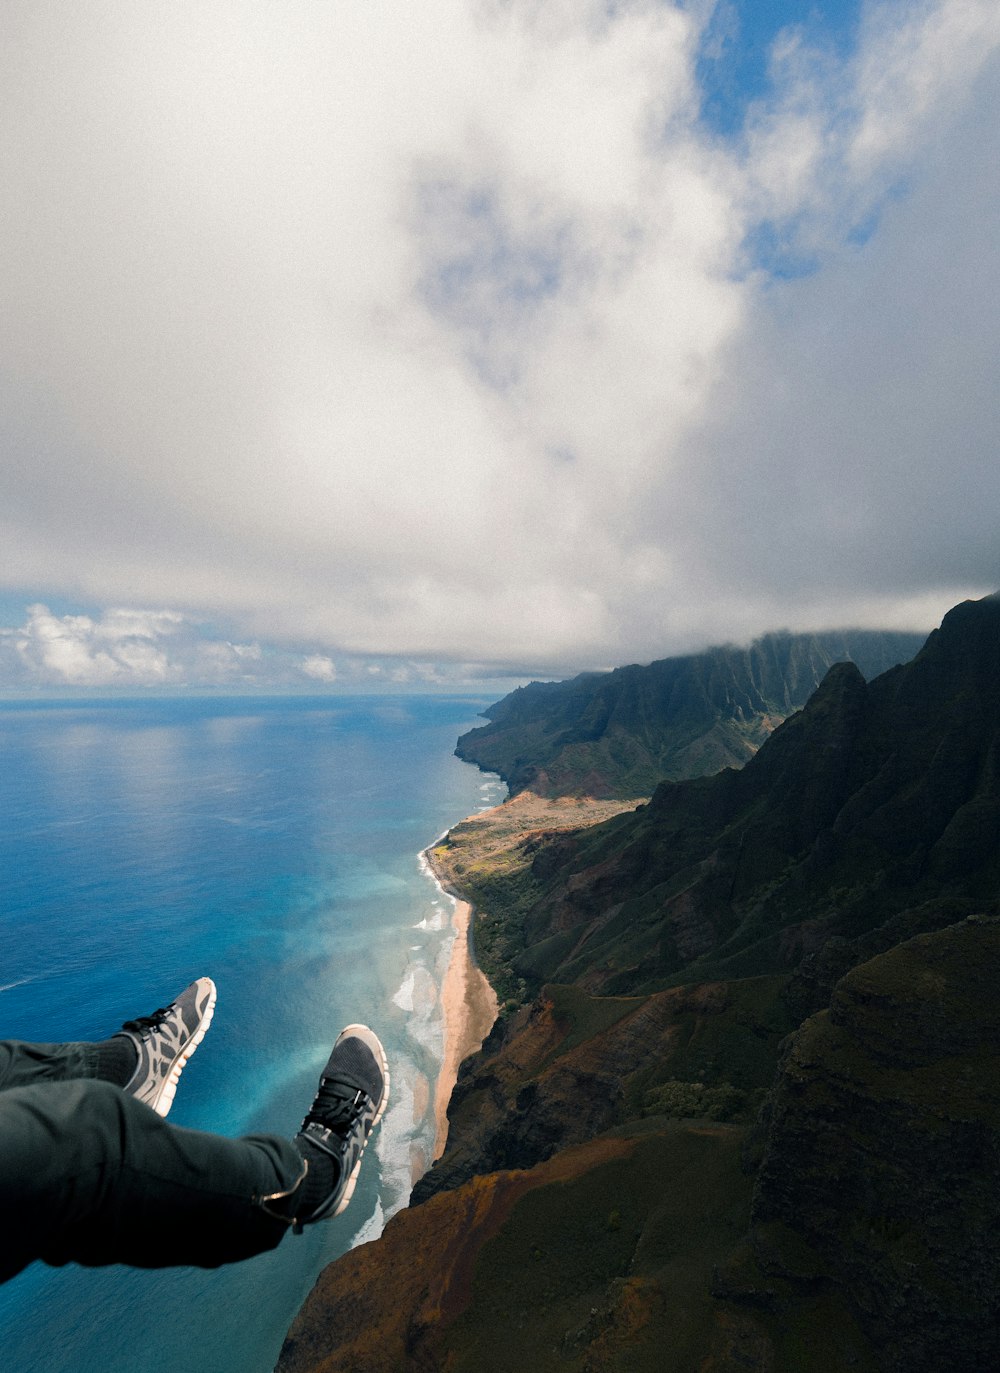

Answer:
[751,917,1000,1372]
[413,975,792,1205]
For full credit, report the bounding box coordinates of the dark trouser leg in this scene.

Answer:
[0,1038,100,1088]
[0,1078,305,1283]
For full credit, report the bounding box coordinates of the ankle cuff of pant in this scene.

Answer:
[256,1160,308,1226]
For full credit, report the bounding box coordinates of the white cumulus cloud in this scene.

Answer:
[4,605,266,689]
[300,654,338,683]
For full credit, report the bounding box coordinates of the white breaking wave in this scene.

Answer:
[374,1071,415,1216]
[411,910,446,932]
[349,1196,385,1251]
[391,968,417,1013]
[0,975,40,994]
[392,966,441,1053]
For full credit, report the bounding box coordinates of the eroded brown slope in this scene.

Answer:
[412,974,791,1205]
[276,925,1000,1370]
[279,1123,774,1373]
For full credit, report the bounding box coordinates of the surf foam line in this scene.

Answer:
[359,834,456,1249]
[363,774,504,1251]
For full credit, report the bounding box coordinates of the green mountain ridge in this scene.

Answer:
[457,629,926,798]
[278,596,1000,1372]
[496,596,1000,1002]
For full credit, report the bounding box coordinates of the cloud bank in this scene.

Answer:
[1,0,997,684]
[0,605,500,693]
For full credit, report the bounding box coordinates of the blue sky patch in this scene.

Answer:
[695,0,863,138]
[740,219,822,280]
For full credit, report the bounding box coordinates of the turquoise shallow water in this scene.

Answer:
[0,695,504,1373]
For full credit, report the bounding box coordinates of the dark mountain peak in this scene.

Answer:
[730,658,866,803]
[913,591,1000,681]
[869,593,1000,745]
[938,589,1000,631]
[503,595,1000,996]
[752,656,867,755]
[812,656,866,691]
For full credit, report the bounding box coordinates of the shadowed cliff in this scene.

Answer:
[483,596,1000,1003]
[282,922,1000,1371]
[278,595,1000,1372]
[750,916,1000,1372]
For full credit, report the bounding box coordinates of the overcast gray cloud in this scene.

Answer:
[1,0,997,689]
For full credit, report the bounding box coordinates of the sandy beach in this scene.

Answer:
[430,892,498,1161]
[421,794,636,1166]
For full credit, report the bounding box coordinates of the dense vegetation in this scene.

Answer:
[280,597,1000,1373]
[457,628,925,798]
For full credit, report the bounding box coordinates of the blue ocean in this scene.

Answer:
[0,695,504,1373]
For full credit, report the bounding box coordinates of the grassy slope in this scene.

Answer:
[458,630,926,799]
[428,791,640,1005]
[282,1122,777,1373]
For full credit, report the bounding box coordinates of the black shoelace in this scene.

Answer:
[121,1007,170,1034]
[303,1075,370,1137]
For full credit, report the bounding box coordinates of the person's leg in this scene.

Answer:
[0,1078,304,1282]
[0,977,216,1118]
[0,1038,99,1090]
[0,1023,389,1281]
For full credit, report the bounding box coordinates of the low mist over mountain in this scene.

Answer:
[457,630,926,798]
[491,600,1000,1000]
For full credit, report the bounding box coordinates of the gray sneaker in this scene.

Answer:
[294,1024,389,1225]
[119,977,217,1117]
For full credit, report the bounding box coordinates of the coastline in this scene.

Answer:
[416,793,640,1164]
[421,844,499,1162]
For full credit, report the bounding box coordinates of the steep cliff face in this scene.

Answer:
[280,918,1000,1373]
[752,917,1000,1371]
[457,630,924,799]
[279,596,1000,1372]
[503,598,1000,999]
[412,975,792,1205]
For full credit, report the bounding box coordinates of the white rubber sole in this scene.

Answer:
[151,977,218,1118]
[330,1023,390,1216]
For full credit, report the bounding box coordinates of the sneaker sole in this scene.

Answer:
[151,978,218,1117]
[330,1023,390,1216]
